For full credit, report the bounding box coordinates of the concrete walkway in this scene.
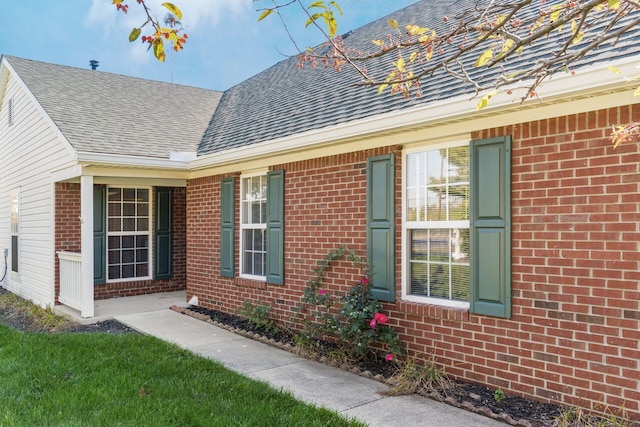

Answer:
[57,292,504,426]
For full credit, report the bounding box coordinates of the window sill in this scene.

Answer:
[397,299,470,322]
[236,277,267,290]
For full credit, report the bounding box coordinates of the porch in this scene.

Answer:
[53,289,188,325]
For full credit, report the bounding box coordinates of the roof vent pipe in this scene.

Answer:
[89,60,99,70]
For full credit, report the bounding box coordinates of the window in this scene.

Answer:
[228,170,284,284]
[240,174,267,279]
[10,188,19,273]
[403,137,512,318]
[405,144,470,304]
[106,187,150,281]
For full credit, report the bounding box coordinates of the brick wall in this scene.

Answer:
[185,105,639,420]
[54,182,82,298]
[54,184,187,301]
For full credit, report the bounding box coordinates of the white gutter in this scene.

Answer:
[189,55,640,171]
[76,151,190,170]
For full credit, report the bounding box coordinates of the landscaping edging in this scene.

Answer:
[170,304,539,427]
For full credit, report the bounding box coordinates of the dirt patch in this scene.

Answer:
[0,287,137,334]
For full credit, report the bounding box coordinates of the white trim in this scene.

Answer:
[77,151,189,170]
[80,176,94,318]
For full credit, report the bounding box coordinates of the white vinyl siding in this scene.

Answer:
[0,71,77,307]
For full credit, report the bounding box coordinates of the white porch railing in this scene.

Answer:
[57,251,83,312]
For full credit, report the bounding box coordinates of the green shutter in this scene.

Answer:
[470,136,511,318]
[367,154,396,302]
[220,177,235,278]
[93,185,106,285]
[266,170,284,285]
[154,188,172,280]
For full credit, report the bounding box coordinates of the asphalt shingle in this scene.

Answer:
[198,0,640,156]
[4,55,222,159]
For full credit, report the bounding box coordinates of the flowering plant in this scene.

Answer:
[297,246,404,361]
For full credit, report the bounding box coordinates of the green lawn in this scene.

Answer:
[0,324,364,426]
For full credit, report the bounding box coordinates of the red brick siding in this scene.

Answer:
[54,185,186,301]
[54,183,82,299]
[186,105,640,420]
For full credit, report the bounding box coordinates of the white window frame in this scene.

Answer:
[239,172,268,281]
[106,186,152,283]
[402,141,471,309]
[10,188,19,275]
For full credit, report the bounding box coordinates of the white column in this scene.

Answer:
[80,175,95,318]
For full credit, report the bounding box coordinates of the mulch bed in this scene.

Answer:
[176,305,564,427]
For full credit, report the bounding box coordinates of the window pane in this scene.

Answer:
[108,188,121,202]
[426,187,446,222]
[410,262,428,296]
[123,188,136,201]
[122,249,134,263]
[108,203,120,216]
[411,230,428,261]
[121,264,135,278]
[136,264,149,277]
[449,185,469,221]
[108,236,121,249]
[108,250,120,264]
[108,265,120,280]
[122,217,135,232]
[428,263,450,299]
[123,203,136,216]
[136,249,148,263]
[137,218,149,231]
[137,189,149,202]
[122,235,134,248]
[108,218,121,232]
[448,146,469,183]
[136,235,149,248]
[138,203,148,217]
[428,229,449,263]
[452,265,470,300]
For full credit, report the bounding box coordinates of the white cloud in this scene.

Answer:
[85,0,254,33]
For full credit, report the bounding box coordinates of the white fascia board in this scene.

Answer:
[76,151,190,170]
[190,55,640,171]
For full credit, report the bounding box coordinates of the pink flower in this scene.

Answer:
[369,312,389,328]
[318,289,325,295]
[385,353,394,362]
[360,277,370,285]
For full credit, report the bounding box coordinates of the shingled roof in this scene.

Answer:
[3,55,222,159]
[198,0,640,156]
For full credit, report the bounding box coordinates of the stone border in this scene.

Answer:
[171,305,535,427]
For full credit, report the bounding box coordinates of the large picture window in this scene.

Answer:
[106,187,150,281]
[240,174,267,279]
[405,144,470,303]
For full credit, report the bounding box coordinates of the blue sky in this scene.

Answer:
[1,0,418,91]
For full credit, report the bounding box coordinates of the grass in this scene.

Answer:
[0,290,70,331]
[0,324,364,426]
